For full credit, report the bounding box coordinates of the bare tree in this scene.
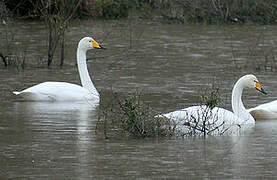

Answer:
[33,0,81,67]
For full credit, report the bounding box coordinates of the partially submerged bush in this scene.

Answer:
[2,53,27,70]
[96,91,173,139]
[200,88,221,110]
[0,22,27,69]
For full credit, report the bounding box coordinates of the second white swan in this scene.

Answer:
[13,37,103,103]
[156,74,267,134]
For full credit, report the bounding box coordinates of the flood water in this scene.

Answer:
[1,20,277,179]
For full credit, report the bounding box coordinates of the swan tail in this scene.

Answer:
[13,91,21,95]
[154,114,168,119]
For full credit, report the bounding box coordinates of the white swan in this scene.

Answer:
[13,37,103,102]
[156,74,267,135]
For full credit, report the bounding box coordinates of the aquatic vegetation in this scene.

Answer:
[96,91,174,139]
[0,21,27,70]
[3,53,27,70]
[0,53,7,67]
[200,88,221,110]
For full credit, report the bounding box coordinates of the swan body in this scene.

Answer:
[13,37,103,102]
[156,105,249,135]
[156,74,267,135]
[248,100,277,121]
[13,82,98,101]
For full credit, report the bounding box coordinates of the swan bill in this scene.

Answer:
[92,40,104,49]
[255,82,267,95]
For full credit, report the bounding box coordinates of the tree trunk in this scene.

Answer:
[47,18,60,67]
[47,22,53,67]
[60,30,65,67]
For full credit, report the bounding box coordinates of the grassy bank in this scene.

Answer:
[2,0,277,24]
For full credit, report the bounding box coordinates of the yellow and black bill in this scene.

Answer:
[255,81,267,95]
[93,40,105,49]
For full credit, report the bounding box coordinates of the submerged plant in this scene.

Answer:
[0,20,28,69]
[200,88,221,110]
[96,90,173,139]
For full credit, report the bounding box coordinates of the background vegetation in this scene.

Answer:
[2,0,277,24]
[1,0,276,67]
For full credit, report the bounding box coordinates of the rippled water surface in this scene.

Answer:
[1,20,277,179]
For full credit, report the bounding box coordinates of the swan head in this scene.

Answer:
[241,74,267,94]
[78,37,104,51]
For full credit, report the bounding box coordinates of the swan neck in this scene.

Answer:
[77,48,99,98]
[232,82,245,115]
[231,78,254,122]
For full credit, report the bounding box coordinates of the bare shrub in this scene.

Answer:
[96,90,174,139]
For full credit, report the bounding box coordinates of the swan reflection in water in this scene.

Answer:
[13,101,98,176]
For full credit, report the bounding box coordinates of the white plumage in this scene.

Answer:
[156,74,267,135]
[248,100,277,121]
[13,37,103,103]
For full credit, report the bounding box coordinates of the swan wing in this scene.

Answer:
[13,91,21,95]
[156,105,249,135]
[157,105,242,124]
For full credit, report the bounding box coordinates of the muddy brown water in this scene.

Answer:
[0,20,277,179]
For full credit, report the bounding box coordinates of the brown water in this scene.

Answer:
[0,20,277,179]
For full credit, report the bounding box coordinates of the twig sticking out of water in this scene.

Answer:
[0,53,7,67]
